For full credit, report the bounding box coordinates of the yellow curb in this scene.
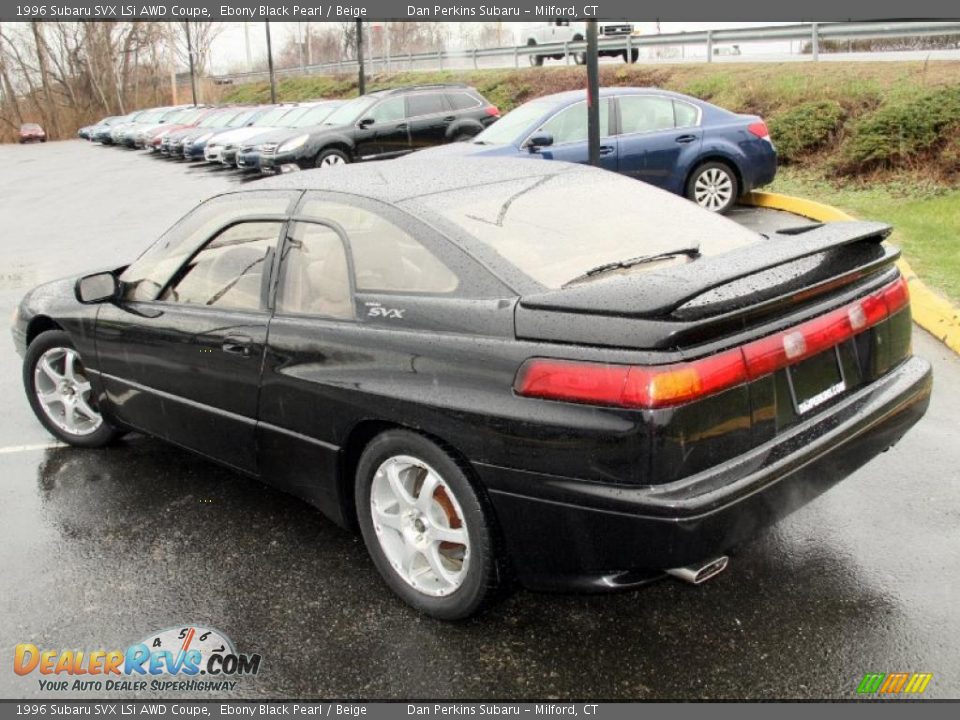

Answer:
[744,191,960,355]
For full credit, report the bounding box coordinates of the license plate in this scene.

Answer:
[787,347,846,415]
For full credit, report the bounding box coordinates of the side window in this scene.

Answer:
[406,93,447,118]
[300,200,459,294]
[445,92,480,111]
[618,96,677,135]
[120,192,294,302]
[368,96,405,124]
[674,100,700,128]
[276,223,353,320]
[538,99,611,145]
[158,222,282,311]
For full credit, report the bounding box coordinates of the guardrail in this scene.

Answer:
[211,21,960,85]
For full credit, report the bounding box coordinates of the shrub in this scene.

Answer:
[842,86,960,169]
[768,100,845,162]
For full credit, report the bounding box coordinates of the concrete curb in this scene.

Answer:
[744,191,960,355]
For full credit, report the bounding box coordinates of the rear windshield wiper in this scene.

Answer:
[564,246,701,287]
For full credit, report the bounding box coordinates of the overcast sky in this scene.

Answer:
[209,21,800,73]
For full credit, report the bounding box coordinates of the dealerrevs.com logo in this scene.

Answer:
[14,625,262,693]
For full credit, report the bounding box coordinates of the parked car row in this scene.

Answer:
[78,83,777,212]
[79,84,501,173]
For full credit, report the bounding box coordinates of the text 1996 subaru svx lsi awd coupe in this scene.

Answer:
[12,159,931,619]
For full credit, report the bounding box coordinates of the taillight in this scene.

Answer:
[515,275,909,410]
[747,120,770,140]
[485,105,500,117]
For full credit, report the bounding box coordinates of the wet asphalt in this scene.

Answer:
[1,141,958,700]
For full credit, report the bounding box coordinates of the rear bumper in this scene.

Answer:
[477,356,932,591]
[740,141,778,193]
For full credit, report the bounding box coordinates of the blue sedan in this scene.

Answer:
[412,88,777,213]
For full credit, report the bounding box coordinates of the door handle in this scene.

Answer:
[599,145,615,155]
[443,116,456,122]
[675,134,697,144]
[395,123,408,130]
[222,336,253,357]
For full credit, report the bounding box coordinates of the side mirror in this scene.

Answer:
[75,272,120,305]
[358,117,375,128]
[526,133,554,152]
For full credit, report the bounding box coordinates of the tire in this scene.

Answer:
[623,49,639,64]
[23,330,123,448]
[572,36,585,65]
[527,40,543,67]
[314,147,350,169]
[686,161,739,214]
[355,429,501,620]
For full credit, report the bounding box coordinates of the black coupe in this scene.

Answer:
[13,159,931,619]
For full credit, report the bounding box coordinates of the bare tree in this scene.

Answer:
[168,21,223,78]
[0,20,177,142]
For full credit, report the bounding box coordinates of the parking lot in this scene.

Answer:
[1,140,958,700]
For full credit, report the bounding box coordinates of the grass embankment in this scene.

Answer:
[224,62,960,302]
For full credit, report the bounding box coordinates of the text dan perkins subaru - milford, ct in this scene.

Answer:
[13,159,931,620]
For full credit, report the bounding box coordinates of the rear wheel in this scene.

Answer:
[23,330,122,448]
[572,36,585,65]
[623,48,640,63]
[527,40,543,67]
[314,147,350,169]
[356,430,500,620]
[686,161,739,213]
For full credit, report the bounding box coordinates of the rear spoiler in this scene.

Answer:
[521,221,893,318]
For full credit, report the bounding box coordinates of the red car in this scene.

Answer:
[19,123,46,143]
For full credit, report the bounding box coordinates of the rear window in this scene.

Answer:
[445,92,480,111]
[414,170,759,289]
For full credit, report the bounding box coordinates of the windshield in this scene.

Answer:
[414,169,759,288]
[292,103,341,127]
[324,97,377,126]
[198,111,231,128]
[228,109,259,127]
[252,106,290,126]
[176,109,202,124]
[473,100,556,145]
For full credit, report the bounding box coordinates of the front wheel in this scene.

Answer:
[356,430,501,620]
[23,330,122,448]
[314,147,350,169]
[623,48,640,63]
[686,161,739,213]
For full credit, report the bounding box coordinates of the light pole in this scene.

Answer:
[356,19,366,95]
[586,20,600,167]
[265,21,277,104]
[184,21,197,106]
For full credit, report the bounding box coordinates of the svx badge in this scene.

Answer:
[366,301,405,319]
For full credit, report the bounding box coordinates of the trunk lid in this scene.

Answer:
[515,221,897,350]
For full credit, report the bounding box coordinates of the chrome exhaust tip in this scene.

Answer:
[665,556,729,585]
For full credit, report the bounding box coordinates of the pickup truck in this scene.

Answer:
[523,20,638,65]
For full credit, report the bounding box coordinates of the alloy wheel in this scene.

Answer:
[693,167,734,211]
[369,455,470,597]
[33,347,103,437]
[319,154,346,168]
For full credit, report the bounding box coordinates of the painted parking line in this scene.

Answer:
[0,442,65,455]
